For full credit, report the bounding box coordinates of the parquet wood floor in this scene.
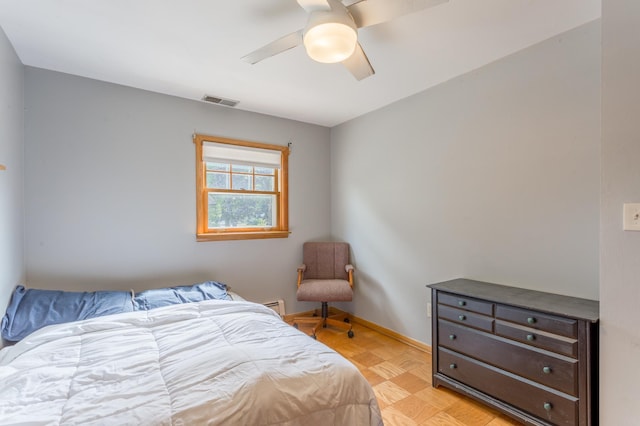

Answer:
[294,321,523,426]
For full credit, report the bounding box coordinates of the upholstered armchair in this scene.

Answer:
[293,242,354,339]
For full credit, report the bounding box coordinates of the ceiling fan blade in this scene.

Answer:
[342,42,375,80]
[296,0,331,13]
[241,30,303,64]
[348,0,448,28]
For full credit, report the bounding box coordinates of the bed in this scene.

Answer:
[0,284,383,425]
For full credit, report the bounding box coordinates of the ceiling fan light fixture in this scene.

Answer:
[303,10,357,64]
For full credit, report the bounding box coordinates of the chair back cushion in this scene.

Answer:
[303,242,350,280]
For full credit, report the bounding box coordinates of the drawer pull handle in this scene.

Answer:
[543,402,552,411]
[458,300,466,307]
[458,315,466,321]
[527,317,537,325]
[542,366,551,374]
[449,363,457,369]
[526,334,535,341]
[449,334,456,340]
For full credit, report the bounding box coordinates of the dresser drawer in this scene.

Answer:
[438,305,494,332]
[439,320,578,396]
[438,292,493,316]
[496,305,577,338]
[495,320,578,358]
[438,348,577,426]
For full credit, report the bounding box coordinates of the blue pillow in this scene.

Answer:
[133,281,231,310]
[1,281,232,342]
[1,286,134,342]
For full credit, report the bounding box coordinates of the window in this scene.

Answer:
[194,134,290,241]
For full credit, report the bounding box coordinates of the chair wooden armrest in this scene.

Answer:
[345,264,354,288]
[297,264,306,287]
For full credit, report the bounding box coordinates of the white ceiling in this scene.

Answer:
[0,0,600,127]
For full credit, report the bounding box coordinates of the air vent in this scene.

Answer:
[202,94,239,108]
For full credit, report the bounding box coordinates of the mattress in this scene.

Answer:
[0,299,382,425]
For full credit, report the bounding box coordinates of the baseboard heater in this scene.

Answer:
[263,299,285,318]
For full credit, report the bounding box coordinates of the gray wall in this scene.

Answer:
[331,21,601,344]
[600,0,640,422]
[0,27,25,339]
[23,68,332,313]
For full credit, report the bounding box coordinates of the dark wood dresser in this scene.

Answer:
[428,279,599,426]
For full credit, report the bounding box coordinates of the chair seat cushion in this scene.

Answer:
[297,279,353,302]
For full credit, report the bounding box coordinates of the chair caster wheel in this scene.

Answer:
[344,318,350,323]
[348,330,354,338]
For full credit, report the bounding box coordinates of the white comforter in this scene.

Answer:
[0,300,382,426]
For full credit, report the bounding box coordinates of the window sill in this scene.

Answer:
[196,230,290,242]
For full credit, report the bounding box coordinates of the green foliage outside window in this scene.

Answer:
[208,193,274,228]
[205,162,276,229]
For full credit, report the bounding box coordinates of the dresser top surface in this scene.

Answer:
[428,278,599,322]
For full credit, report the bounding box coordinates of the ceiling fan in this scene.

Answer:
[242,0,448,80]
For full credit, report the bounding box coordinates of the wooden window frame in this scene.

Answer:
[194,134,290,241]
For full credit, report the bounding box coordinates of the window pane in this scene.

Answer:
[207,172,230,189]
[208,193,275,229]
[255,167,274,175]
[232,164,252,173]
[255,175,275,191]
[206,162,229,172]
[232,174,252,190]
